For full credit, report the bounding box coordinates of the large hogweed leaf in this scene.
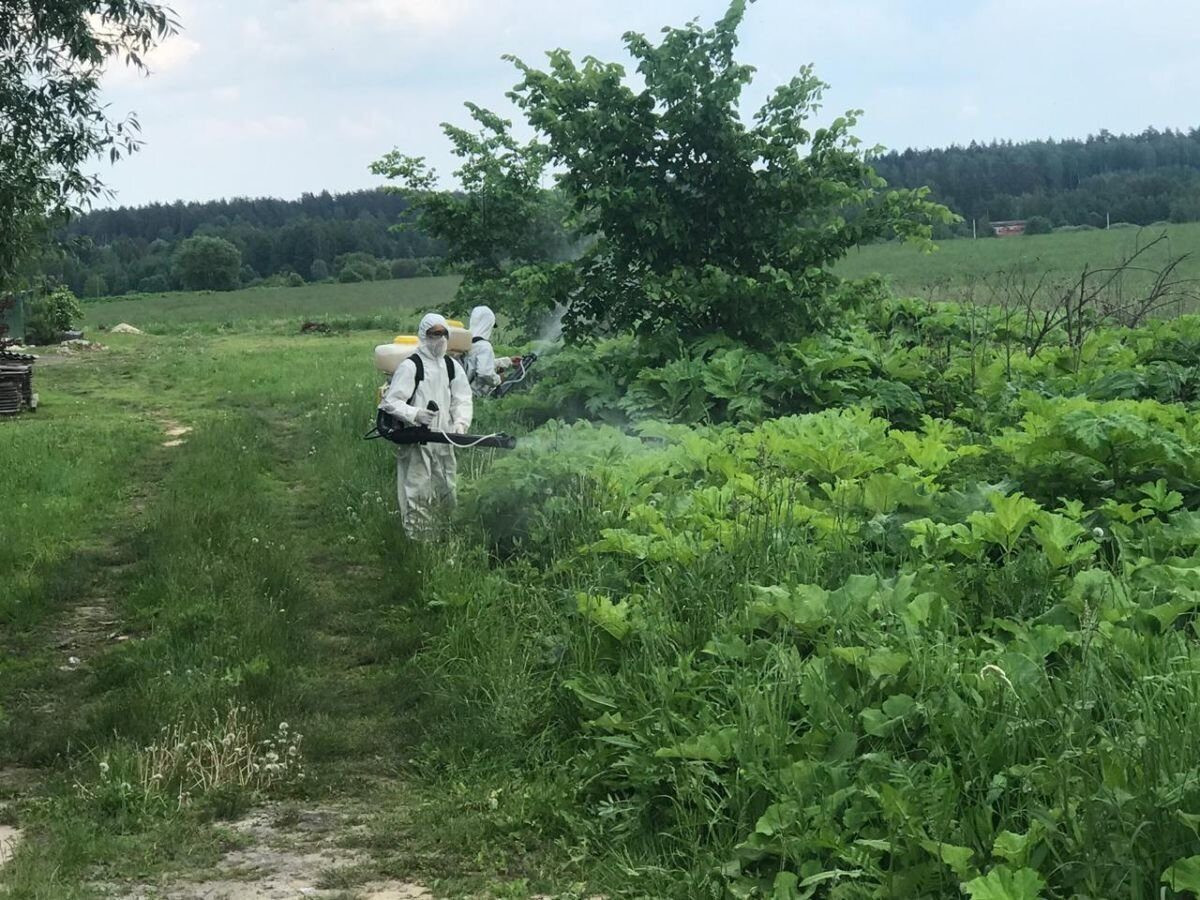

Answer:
[1031,511,1098,568]
[750,408,901,482]
[1163,856,1200,895]
[860,693,919,737]
[576,592,638,640]
[967,493,1042,554]
[962,866,1046,899]
[655,726,738,762]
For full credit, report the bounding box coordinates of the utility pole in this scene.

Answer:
[972,218,977,239]
[1106,211,1110,230]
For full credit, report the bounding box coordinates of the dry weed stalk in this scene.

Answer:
[84,704,304,809]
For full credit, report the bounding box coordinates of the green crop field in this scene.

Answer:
[838,222,1200,304]
[77,274,462,334]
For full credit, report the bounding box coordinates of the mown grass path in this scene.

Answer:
[0,334,564,899]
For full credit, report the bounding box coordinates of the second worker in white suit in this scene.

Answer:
[378,313,473,540]
[464,305,514,396]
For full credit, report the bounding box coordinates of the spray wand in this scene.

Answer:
[364,401,517,450]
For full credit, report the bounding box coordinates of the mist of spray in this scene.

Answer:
[534,304,567,349]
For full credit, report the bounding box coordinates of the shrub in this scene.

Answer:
[174,236,242,291]
[332,251,379,276]
[285,272,305,288]
[309,259,330,281]
[1024,215,1053,235]
[26,287,82,344]
[390,258,422,279]
[138,274,170,293]
[338,268,364,284]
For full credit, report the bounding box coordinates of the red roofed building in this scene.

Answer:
[991,220,1027,237]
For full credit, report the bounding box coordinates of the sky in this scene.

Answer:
[96,0,1200,208]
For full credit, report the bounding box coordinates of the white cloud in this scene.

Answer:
[338,111,397,142]
[300,0,475,32]
[200,114,309,141]
[93,0,1200,207]
[211,85,242,104]
[104,34,201,87]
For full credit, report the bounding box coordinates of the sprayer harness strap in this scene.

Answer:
[403,354,456,405]
[471,336,485,344]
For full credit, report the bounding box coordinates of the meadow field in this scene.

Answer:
[64,223,1200,344]
[77,275,461,334]
[838,221,1200,305]
[0,325,539,897]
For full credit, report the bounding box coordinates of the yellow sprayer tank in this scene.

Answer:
[374,335,419,375]
[374,319,470,376]
[445,320,472,354]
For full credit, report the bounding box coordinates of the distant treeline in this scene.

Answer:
[36,189,446,297]
[37,127,1200,298]
[873,127,1200,235]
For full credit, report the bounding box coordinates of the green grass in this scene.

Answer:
[837,221,1200,303]
[78,275,461,334]
[0,330,566,897]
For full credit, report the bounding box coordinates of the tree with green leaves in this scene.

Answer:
[504,1,953,345]
[372,104,566,277]
[372,104,575,333]
[376,1,952,347]
[174,236,242,292]
[0,1,175,288]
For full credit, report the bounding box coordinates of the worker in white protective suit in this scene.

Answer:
[463,305,514,396]
[378,313,473,541]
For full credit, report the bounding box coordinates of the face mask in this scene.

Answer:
[426,336,449,357]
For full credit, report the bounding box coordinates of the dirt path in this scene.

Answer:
[0,827,18,868]
[0,768,36,874]
[109,803,432,900]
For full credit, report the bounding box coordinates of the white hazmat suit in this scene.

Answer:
[379,313,473,540]
[464,305,510,396]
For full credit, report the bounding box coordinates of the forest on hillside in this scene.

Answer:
[34,189,446,297]
[35,127,1200,298]
[873,127,1200,233]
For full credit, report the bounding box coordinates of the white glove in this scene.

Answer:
[452,422,468,434]
[414,409,436,427]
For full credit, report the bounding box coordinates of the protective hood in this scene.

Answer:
[418,313,450,358]
[469,306,495,342]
